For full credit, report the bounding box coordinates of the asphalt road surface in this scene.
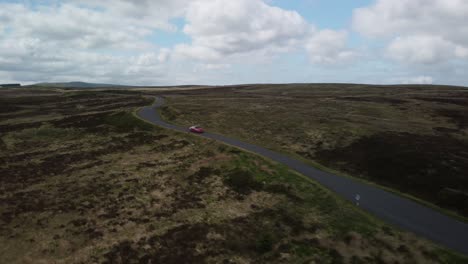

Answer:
[137,97,468,255]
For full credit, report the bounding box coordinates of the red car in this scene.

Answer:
[189,125,204,133]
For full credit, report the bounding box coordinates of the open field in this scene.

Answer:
[160,84,468,218]
[1,88,467,263]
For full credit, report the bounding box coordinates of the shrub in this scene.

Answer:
[437,188,468,208]
[224,168,261,194]
[160,106,177,121]
[255,233,273,254]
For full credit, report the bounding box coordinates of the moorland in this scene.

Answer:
[160,84,468,218]
[0,87,467,263]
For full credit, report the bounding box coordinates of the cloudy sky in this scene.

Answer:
[1,0,467,86]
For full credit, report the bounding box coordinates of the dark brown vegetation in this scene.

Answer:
[160,84,468,218]
[0,87,466,263]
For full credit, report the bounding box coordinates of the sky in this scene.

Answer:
[1,0,468,86]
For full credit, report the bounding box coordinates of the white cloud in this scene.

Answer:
[0,33,172,85]
[0,0,356,85]
[455,46,468,58]
[402,76,434,85]
[175,0,311,60]
[353,0,468,64]
[191,63,232,76]
[72,0,190,31]
[199,64,231,70]
[306,30,357,64]
[353,0,468,39]
[0,1,176,84]
[386,35,457,64]
[0,3,156,51]
[174,0,355,65]
[174,44,222,61]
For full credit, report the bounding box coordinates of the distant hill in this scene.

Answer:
[29,82,213,89]
[32,82,125,88]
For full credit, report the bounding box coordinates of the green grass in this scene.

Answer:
[228,151,379,236]
[22,124,76,138]
[2,124,82,149]
[105,111,155,132]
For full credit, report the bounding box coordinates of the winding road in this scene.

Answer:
[137,97,468,255]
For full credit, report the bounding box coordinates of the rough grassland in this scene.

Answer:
[0,88,466,263]
[160,84,468,218]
